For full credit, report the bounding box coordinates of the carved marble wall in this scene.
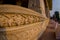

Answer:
[0,5,49,40]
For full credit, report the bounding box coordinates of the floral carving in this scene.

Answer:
[0,12,44,27]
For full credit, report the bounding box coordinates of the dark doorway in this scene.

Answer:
[3,0,16,5]
[2,0,29,8]
[21,0,29,8]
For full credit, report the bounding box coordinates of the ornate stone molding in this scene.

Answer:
[0,12,45,27]
[0,5,49,40]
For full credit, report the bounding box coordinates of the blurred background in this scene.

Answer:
[50,0,60,17]
[50,0,60,23]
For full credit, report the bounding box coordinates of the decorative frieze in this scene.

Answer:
[0,12,44,27]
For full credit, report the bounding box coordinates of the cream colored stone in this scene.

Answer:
[0,5,49,40]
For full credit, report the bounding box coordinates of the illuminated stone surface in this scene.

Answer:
[0,5,49,40]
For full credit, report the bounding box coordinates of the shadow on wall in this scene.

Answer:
[0,28,8,40]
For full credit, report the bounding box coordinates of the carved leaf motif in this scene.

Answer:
[0,12,44,27]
